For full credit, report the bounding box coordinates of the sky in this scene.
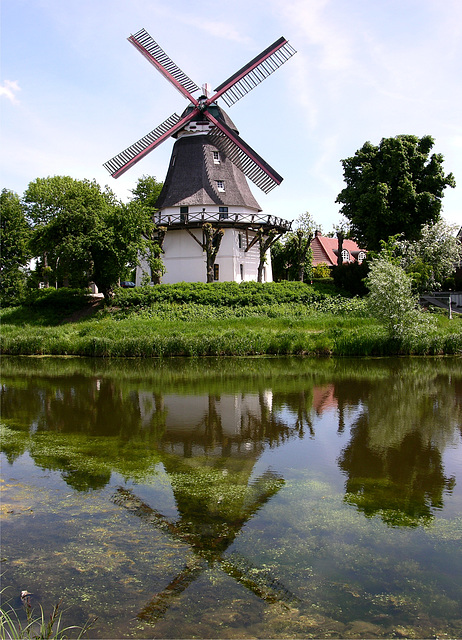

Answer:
[1,0,461,232]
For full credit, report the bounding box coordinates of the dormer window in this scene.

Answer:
[341,249,350,263]
[213,151,220,164]
[216,180,225,192]
[357,251,366,263]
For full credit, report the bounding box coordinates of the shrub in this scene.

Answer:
[332,261,369,296]
[312,262,331,279]
[365,256,433,341]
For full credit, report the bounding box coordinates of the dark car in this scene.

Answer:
[120,281,136,288]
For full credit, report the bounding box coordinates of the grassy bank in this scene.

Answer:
[1,283,461,357]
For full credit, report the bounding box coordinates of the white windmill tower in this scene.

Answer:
[104,30,295,283]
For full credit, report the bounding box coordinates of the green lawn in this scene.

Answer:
[1,284,461,357]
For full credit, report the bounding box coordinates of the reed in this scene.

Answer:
[0,590,95,640]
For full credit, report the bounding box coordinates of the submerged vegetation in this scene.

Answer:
[2,356,461,638]
[0,282,461,357]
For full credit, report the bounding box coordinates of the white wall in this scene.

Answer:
[136,226,273,285]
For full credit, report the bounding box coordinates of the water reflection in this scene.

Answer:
[2,357,461,637]
[1,357,460,526]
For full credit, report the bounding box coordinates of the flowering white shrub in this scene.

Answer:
[365,256,433,341]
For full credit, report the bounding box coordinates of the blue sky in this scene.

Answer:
[1,0,461,231]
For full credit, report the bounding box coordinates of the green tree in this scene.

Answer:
[336,135,456,251]
[395,221,462,292]
[130,175,164,210]
[0,189,31,304]
[24,176,154,297]
[130,176,166,284]
[271,213,317,282]
[365,250,431,341]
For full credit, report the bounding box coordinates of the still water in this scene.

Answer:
[1,356,461,639]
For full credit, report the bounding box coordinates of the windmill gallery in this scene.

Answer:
[104,30,296,285]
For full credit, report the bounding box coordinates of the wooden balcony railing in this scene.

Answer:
[154,211,292,233]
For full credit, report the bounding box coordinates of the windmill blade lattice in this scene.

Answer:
[129,29,200,100]
[104,112,195,178]
[212,37,296,107]
[104,29,295,189]
[206,115,283,193]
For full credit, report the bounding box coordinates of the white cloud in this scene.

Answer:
[0,80,21,104]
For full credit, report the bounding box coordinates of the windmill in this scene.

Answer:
[104,30,296,284]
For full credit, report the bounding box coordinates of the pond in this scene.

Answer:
[1,356,461,639]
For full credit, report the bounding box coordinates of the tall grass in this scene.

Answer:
[0,591,95,639]
[1,284,460,357]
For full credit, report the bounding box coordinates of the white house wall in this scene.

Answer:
[136,225,273,285]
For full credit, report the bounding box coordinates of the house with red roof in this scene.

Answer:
[311,231,366,267]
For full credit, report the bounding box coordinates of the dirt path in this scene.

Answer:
[61,296,104,324]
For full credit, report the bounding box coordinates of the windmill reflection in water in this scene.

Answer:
[112,392,305,621]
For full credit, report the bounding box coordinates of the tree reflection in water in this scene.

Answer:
[334,368,459,527]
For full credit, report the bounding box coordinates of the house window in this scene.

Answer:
[341,249,350,263]
[213,151,220,164]
[214,264,219,281]
[180,206,189,223]
[238,233,242,249]
[216,180,225,192]
[240,264,244,280]
[219,206,228,220]
[357,251,366,263]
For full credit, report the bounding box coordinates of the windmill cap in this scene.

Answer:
[176,103,239,137]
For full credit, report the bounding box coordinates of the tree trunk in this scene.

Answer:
[337,231,344,266]
[257,229,279,283]
[202,224,224,283]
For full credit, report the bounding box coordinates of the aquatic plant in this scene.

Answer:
[0,589,96,639]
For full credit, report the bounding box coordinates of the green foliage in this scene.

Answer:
[130,174,163,209]
[2,280,460,358]
[270,230,313,282]
[395,221,462,292]
[109,281,330,308]
[365,253,433,341]
[23,176,155,296]
[312,262,331,278]
[336,135,456,251]
[0,590,95,639]
[332,261,369,296]
[0,189,31,305]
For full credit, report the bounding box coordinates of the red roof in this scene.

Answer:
[311,234,366,267]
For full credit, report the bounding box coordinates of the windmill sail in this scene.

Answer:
[104,111,197,178]
[129,29,200,101]
[206,112,283,194]
[212,37,296,107]
[104,30,296,192]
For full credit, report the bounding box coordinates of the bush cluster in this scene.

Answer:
[110,281,336,309]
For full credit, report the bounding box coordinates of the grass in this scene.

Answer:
[0,590,95,639]
[1,283,461,357]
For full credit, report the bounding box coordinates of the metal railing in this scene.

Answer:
[154,211,292,232]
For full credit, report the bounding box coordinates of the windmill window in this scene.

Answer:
[214,264,220,281]
[213,151,220,164]
[216,180,225,192]
[219,206,228,220]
